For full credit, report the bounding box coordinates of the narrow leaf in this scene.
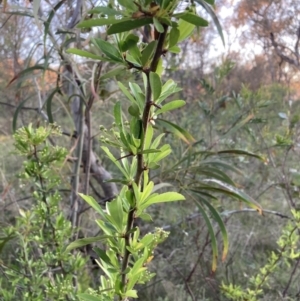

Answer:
[117,0,136,10]
[153,17,164,33]
[79,193,105,217]
[44,0,65,44]
[177,19,195,42]
[92,38,124,62]
[195,0,225,45]
[141,40,158,67]
[198,197,228,261]
[12,97,32,133]
[202,179,262,214]
[102,146,129,178]
[169,26,180,48]
[216,149,265,162]
[195,200,218,271]
[150,72,162,101]
[179,12,208,27]
[77,16,126,28]
[107,18,153,35]
[88,6,123,16]
[156,100,185,114]
[204,0,214,4]
[144,192,185,206]
[156,119,195,144]
[66,235,112,252]
[66,48,104,60]
[118,82,136,104]
[7,65,56,87]
[100,66,126,80]
[78,294,103,301]
[46,87,61,123]
[114,101,123,128]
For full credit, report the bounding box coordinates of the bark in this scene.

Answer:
[71,93,118,203]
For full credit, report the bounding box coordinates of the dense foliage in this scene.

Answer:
[1,0,300,301]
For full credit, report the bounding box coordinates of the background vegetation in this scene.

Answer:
[1,0,300,300]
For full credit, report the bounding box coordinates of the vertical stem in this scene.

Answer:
[120,25,168,294]
[83,63,103,195]
[71,98,84,230]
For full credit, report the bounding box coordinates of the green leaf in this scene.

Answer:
[141,149,161,154]
[107,18,153,35]
[0,234,15,254]
[156,119,195,144]
[157,79,182,104]
[201,179,262,214]
[7,65,56,87]
[144,192,185,206]
[139,212,153,221]
[100,66,126,80]
[222,114,254,138]
[200,159,243,175]
[195,0,225,45]
[150,72,162,101]
[66,235,112,252]
[169,45,181,53]
[156,100,186,114]
[198,168,236,186]
[169,26,180,48]
[126,53,142,67]
[150,144,171,162]
[148,162,160,169]
[118,82,136,104]
[120,34,139,52]
[179,12,208,27]
[12,97,31,133]
[106,197,124,232]
[153,17,164,33]
[79,193,105,217]
[177,19,195,42]
[114,101,123,128]
[128,104,140,117]
[198,197,228,261]
[46,87,61,123]
[88,6,123,16]
[78,294,102,301]
[93,247,112,265]
[129,83,145,111]
[141,41,158,67]
[124,290,138,298]
[195,200,218,271]
[130,117,142,139]
[44,0,65,44]
[156,57,163,76]
[102,146,129,178]
[92,38,124,62]
[66,48,104,60]
[216,149,265,162]
[77,16,126,28]
[144,124,153,149]
[117,0,136,10]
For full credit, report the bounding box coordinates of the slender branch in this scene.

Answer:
[70,99,84,230]
[121,24,169,292]
[282,257,300,297]
[83,62,103,195]
[270,32,299,68]
[0,101,38,111]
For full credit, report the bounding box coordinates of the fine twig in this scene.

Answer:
[282,257,300,297]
